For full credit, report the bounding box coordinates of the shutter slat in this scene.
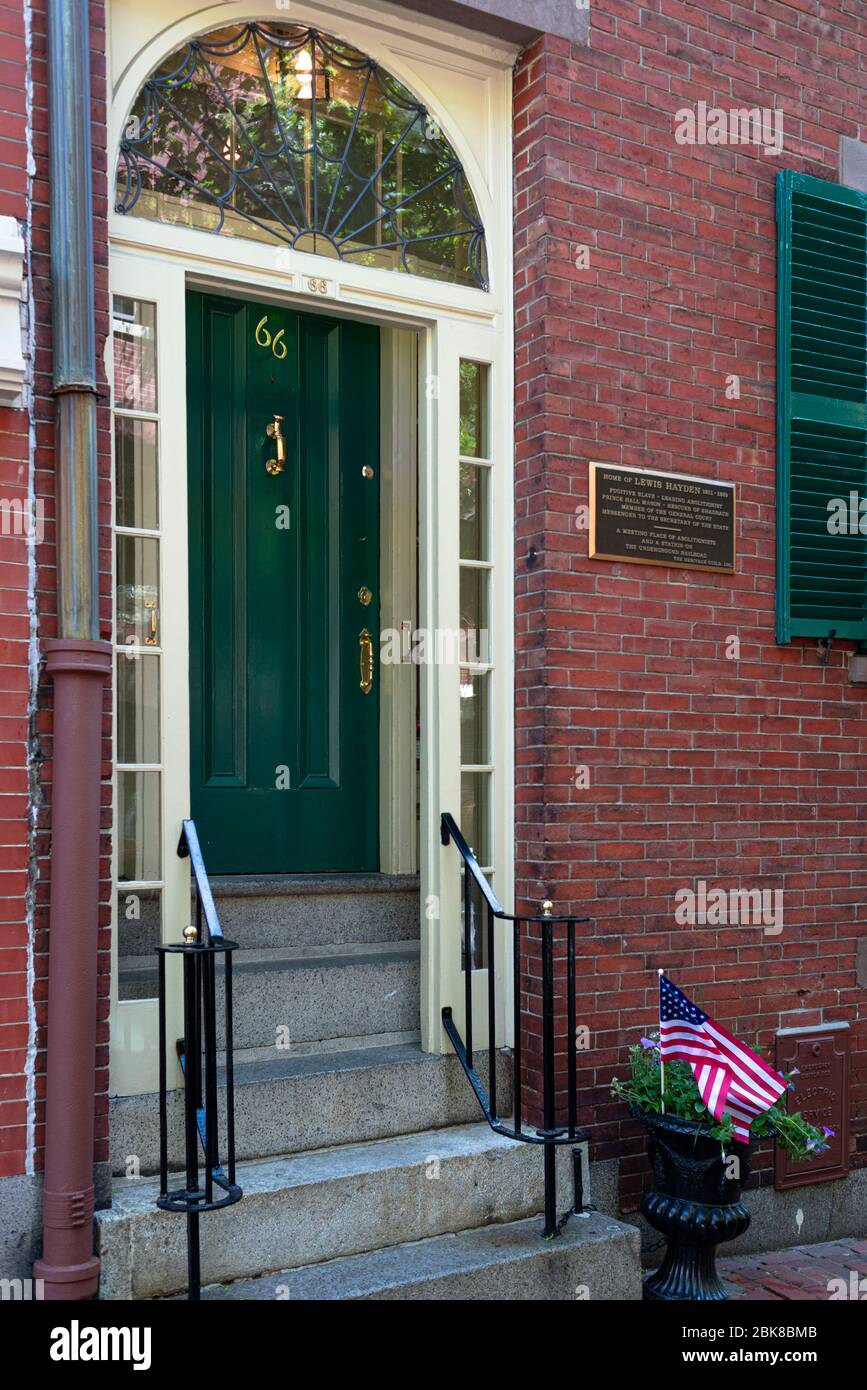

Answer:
[777,170,867,642]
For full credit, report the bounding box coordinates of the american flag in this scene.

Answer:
[658,974,787,1142]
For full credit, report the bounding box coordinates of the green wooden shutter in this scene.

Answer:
[776,170,867,643]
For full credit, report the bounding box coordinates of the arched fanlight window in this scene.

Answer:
[116,23,488,290]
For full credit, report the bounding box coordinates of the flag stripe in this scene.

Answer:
[706,1022,786,1098]
[708,1019,787,1085]
[658,974,786,1143]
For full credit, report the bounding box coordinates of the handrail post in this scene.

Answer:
[513,918,522,1135]
[567,918,577,1139]
[572,1147,585,1215]
[440,813,593,1242]
[487,904,496,1121]
[226,950,237,1187]
[155,820,242,1299]
[540,900,557,1238]
[158,950,168,1198]
[182,926,202,1301]
[463,866,473,1068]
[203,948,218,1207]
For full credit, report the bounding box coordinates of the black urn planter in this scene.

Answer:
[635,1108,752,1301]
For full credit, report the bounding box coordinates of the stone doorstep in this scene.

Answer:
[208,873,420,898]
[189,1211,642,1301]
[109,1041,513,1174]
[118,940,422,1048]
[119,873,421,956]
[203,873,421,952]
[222,940,421,1047]
[95,1123,591,1300]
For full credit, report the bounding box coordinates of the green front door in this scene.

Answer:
[186,291,380,873]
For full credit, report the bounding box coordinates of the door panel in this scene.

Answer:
[187,292,380,872]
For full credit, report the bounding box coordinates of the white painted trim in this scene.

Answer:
[108,214,502,325]
[422,315,515,1053]
[106,0,515,1086]
[380,328,418,874]
[0,215,26,407]
[107,0,514,306]
[109,251,190,1098]
[110,0,521,98]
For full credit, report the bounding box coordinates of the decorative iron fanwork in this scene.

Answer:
[116,24,488,289]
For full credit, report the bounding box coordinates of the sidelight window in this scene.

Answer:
[459,359,493,969]
[112,296,163,998]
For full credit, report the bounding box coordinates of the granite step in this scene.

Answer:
[109,1040,511,1176]
[207,873,419,950]
[118,939,421,1050]
[118,874,419,957]
[192,1211,642,1301]
[96,1123,590,1300]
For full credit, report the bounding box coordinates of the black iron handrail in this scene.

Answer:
[441,811,591,1237]
[178,817,224,943]
[154,819,242,1300]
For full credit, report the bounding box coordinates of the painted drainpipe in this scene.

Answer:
[33,0,112,1300]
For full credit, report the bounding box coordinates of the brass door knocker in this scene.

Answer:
[266,414,286,475]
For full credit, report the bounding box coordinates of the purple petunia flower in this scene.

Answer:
[822,1127,835,1138]
[640,1037,658,1051]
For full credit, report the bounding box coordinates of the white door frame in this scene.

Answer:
[106,0,517,1095]
[379,326,419,876]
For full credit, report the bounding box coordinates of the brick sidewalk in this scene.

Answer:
[718,1239,867,1301]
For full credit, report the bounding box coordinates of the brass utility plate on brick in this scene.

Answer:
[774,1023,849,1190]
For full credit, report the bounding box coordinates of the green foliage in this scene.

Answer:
[611,1036,833,1161]
[459,361,487,457]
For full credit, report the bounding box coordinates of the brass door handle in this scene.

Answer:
[144,599,158,646]
[359,628,374,695]
[266,414,286,475]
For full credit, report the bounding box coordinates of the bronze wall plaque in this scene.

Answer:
[774,1024,850,1190]
[589,462,736,572]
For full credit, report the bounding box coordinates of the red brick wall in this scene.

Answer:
[0,0,113,1181]
[0,0,35,1180]
[514,0,867,1207]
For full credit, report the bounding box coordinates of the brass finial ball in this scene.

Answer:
[183,925,198,944]
[540,899,554,917]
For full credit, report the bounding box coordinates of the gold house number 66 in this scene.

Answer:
[255,314,288,360]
